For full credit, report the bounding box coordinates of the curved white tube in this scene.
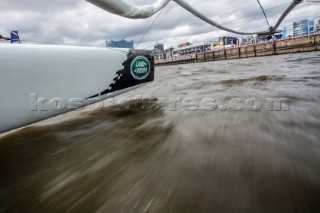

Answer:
[87,0,303,35]
[272,0,302,32]
[173,0,262,35]
[86,0,261,34]
[86,0,171,19]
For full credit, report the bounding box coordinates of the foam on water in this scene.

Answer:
[1,52,320,212]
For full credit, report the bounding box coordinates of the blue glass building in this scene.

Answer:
[293,19,314,36]
[106,39,134,49]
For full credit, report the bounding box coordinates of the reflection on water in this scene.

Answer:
[1,52,320,212]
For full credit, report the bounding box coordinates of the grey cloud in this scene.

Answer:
[0,0,319,48]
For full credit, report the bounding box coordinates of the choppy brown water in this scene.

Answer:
[1,52,320,213]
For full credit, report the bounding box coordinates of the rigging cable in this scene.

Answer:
[222,2,291,25]
[256,0,271,29]
[87,0,304,35]
[141,2,292,49]
[136,6,166,48]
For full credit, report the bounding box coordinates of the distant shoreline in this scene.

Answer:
[156,34,320,66]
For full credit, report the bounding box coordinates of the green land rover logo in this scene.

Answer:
[130,56,150,80]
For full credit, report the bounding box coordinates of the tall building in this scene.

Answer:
[106,39,134,49]
[315,19,320,32]
[152,43,165,60]
[293,21,300,36]
[293,19,314,36]
[154,43,164,53]
[282,27,287,39]
[309,20,315,33]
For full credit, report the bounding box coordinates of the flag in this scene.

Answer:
[10,31,20,43]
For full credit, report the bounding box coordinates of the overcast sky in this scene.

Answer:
[0,0,319,49]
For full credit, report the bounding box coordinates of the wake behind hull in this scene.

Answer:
[0,44,154,133]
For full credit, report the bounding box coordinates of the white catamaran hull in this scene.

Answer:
[0,44,154,133]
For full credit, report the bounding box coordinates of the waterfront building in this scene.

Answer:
[238,36,256,46]
[165,47,174,58]
[152,43,165,60]
[293,19,314,36]
[219,36,238,47]
[309,20,314,33]
[152,48,164,60]
[293,21,300,36]
[178,42,191,48]
[209,40,219,50]
[315,19,320,32]
[106,39,134,48]
[282,27,287,39]
[154,43,165,53]
[173,42,211,56]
